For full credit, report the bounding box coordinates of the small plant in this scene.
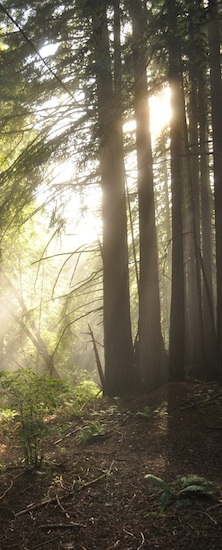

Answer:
[0,408,18,421]
[60,380,102,418]
[75,420,107,444]
[0,369,72,468]
[178,474,216,498]
[92,404,123,420]
[136,405,167,420]
[145,473,217,511]
[144,474,174,510]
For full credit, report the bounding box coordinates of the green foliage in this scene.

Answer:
[73,380,101,405]
[145,473,217,511]
[0,408,18,421]
[75,420,107,444]
[0,369,101,468]
[0,369,78,468]
[59,379,101,418]
[94,404,122,418]
[136,405,167,419]
[136,406,157,419]
[144,474,174,511]
[178,474,216,498]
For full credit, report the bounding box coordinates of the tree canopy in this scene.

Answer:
[0,0,221,395]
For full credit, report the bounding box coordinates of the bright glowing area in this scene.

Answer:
[37,86,171,248]
[123,87,171,139]
[39,43,59,57]
[149,87,171,138]
[66,185,102,246]
[39,159,102,246]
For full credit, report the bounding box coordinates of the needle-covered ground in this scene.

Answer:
[0,381,222,550]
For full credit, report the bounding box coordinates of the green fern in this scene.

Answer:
[136,406,157,419]
[179,475,216,498]
[145,473,217,511]
[144,474,174,510]
[144,474,171,492]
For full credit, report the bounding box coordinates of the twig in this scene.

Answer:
[137,532,145,550]
[88,324,105,391]
[39,522,83,530]
[56,495,70,518]
[123,528,136,538]
[21,535,60,549]
[15,473,107,517]
[206,424,222,430]
[180,392,222,410]
[0,471,24,500]
[192,509,217,524]
[207,501,222,511]
[54,427,82,445]
[0,479,14,500]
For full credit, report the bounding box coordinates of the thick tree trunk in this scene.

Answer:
[91,1,134,396]
[186,77,206,378]
[208,0,222,380]
[198,75,217,378]
[168,0,185,381]
[130,0,166,392]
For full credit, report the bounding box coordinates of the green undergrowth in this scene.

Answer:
[145,473,217,511]
[136,405,167,419]
[75,420,107,444]
[0,369,101,469]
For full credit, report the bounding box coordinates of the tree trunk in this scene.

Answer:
[186,76,206,378]
[91,1,134,396]
[198,74,217,378]
[130,0,166,392]
[208,0,222,380]
[168,0,185,381]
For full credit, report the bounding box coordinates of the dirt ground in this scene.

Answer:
[0,381,222,550]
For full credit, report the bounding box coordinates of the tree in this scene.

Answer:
[130,0,166,391]
[208,0,222,380]
[185,0,217,379]
[167,0,185,381]
[88,0,135,395]
[1,0,222,391]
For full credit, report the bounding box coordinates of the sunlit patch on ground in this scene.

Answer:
[0,443,7,458]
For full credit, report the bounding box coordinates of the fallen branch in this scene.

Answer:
[137,532,145,550]
[15,473,107,517]
[54,426,82,445]
[39,522,84,530]
[168,388,222,413]
[88,324,105,391]
[0,471,24,500]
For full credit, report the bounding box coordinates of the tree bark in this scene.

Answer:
[198,74,217,378]
[91,1,134,396]
[185,76,206,379]
[167,0,185,381]
[208,0,222,380]
[130,0,166,392]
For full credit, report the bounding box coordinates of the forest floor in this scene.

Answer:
[0,381,222,550]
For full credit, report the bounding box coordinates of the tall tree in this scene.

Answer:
[89,0,135,395]
[167,0,185,381]
[130,0,166,391]
[208,0,222,380]
[198,75,216,377]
